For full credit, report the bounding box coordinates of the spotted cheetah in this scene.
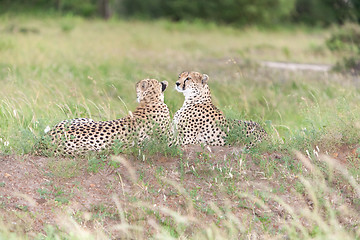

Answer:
[173,71,267,148]
[41,79,170,155]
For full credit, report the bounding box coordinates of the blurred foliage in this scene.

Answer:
[0,0,359,26]
[59,0,98,17]
[293,0,359,26]
[326,23,360,52]
[326,23,360,73]
[0,0,102,17]
[118,0,295,26]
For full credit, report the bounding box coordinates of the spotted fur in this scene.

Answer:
[173,71,267,148]
[43,79,170,155]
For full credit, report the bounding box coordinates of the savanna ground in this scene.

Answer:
[0,15,360,239]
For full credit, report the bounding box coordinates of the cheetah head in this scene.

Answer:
[175,71,209,99]
[136,79,168,103]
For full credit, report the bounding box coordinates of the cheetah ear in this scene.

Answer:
[201,74,209,85]
[141,80,148,90]
[161,81,168,92]
[178,71,186,78]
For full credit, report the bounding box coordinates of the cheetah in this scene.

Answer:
[41,78,170,155]
[173,71,267,148]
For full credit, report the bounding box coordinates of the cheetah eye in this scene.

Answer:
[185,77,190,81]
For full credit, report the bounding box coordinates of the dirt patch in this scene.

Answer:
[0,145,359,237]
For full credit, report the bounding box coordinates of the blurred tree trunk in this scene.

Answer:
[99,0,111,19]
[55,0,61,11]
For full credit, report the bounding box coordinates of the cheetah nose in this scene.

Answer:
[176,82,180,86]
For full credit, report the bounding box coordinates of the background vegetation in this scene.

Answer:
[1,0,359,26]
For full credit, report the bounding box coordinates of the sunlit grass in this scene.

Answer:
[0,15,359,239]
[0,15,355,154]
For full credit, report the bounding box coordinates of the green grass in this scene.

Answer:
[0,15,357,154]
[0,14,360,239]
